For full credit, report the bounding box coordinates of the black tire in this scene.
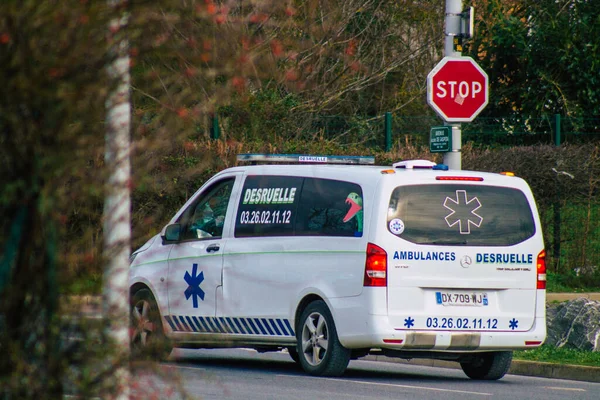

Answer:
[296,300,351,376]
[130,288,172,360]
[460,351,513,380]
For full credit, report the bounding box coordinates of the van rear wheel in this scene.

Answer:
[297,300,350,376]
[460,351,512,380]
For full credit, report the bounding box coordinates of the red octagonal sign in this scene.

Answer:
[427,56,489,122]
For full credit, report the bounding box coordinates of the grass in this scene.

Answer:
[546,271,600,293]
[514,345,600,367]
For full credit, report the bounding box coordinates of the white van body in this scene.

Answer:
[129,157,546,380]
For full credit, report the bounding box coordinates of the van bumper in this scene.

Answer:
[330,291,546,351]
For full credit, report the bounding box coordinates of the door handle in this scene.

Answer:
[206,244,220,253]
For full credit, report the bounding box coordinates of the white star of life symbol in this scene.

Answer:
[443,190,483,234]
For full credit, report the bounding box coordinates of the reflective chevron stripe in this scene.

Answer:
[164,315,296,336]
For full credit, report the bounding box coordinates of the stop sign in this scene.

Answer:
[427,57,489,122]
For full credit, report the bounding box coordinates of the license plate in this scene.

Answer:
[435,291,488,306]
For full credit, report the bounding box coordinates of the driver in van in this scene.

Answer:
[190,196,226,238]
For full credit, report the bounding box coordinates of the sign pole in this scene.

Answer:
[444,0,463,170]
[427,4,485,166]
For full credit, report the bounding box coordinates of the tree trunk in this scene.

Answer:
[103,1,131,398]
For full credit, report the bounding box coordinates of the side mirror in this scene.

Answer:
[163,224,181,242]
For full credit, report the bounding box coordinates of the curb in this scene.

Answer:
[363,355,600,383]
[546,293,600,302]
[509,360,600,382]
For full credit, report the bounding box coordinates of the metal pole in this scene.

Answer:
[443,0,463,170]
[211,113,220,140]
[384,112,392,152]
[554,113,561,146]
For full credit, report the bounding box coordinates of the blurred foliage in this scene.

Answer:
[1,0,447,397]
[466,0,600,121]
[2,0,600,397]
[0,1,112,398]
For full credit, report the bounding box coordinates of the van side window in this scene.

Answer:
[234,176,363,238]
[234,175,303,237]
[295,178,363,237]
[177,178,234,240]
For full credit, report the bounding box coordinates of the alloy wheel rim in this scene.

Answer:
[301,312,329,366]
[131,299,155,347]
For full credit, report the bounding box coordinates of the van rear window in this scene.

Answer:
[387,184,535,246]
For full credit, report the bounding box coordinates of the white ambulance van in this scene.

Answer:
[129,154,546,380]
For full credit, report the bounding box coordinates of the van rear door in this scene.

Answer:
[383,182,544,333]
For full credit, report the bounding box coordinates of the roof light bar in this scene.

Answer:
[393,160,437,169]
[237,153,375,165]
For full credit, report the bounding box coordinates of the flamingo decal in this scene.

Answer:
[343,192,363,233]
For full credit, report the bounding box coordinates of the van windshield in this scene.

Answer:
[387,184,535,246]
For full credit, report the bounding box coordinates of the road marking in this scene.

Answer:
[543,387,586,392]
[277,375,492,396]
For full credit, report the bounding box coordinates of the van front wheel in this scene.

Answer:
[130,288,172,360]
[460,351,512,380]
[297,301,350,376]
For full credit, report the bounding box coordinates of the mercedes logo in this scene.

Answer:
[460,255,472,268]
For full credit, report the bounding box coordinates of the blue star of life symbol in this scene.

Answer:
[184,263,205,308]
[509,318,519,330]
[404,316,415,329]
[389,218,404,235]
[443,190,483,234]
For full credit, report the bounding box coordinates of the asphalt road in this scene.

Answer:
[129,348,600,400]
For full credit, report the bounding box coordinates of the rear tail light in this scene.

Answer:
[364,243,387,287]
[525,341,543,346]
[536,250,547,289]
[383,339,404,344]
